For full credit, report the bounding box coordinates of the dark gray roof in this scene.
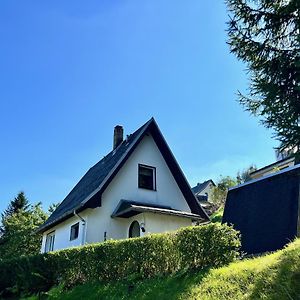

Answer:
[111,199,172,218]
[111,199,205,221]
[191,180,215,195]
[38,118,209,233]
[196,195,208,202]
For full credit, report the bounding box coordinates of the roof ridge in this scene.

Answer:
[38,117,209,233]
[38,118,156,232]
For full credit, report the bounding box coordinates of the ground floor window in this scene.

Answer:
[70,222,79,240]
[129,221,140,238]
[45,231,55,253]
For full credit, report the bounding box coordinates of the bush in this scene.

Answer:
[0,223,240,298]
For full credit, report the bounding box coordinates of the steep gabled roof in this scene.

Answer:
[38,118,209,233]
[191,180,215,195]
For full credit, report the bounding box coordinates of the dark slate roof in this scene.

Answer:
[196,195,208,202]
[38,118,209,233]
[111,199,205,221]
[191,180,215,195]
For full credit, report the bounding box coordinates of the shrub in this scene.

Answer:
[0,223,240,298]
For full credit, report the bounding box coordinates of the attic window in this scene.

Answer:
[138,164,156,190]
[70,222,79,241]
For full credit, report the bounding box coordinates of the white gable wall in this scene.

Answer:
[86,133,191,243]
[196,182,214,200]
[41,133,193,252]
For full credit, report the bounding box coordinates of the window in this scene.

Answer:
[45,231,55,253]
[138,164,156,190]
[129,221,140,238]
[70,222,79,241]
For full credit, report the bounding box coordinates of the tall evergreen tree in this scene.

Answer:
[1,192,30,236]
[3,191,29,217]
[0,202,47,260]
[0,193,48,260]
[226,0,300,152]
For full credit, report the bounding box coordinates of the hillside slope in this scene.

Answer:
[26,238,300,300]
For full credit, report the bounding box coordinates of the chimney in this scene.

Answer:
[113,125,123,149]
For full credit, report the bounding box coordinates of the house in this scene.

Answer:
[223,164,300,254]
[37,118,209,253]
[249,156,295,180]
[191,180,216,215]
[192,180,215,202]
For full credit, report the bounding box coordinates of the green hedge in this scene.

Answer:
[0,223,240,297]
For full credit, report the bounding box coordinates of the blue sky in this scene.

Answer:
[0,1,277,213]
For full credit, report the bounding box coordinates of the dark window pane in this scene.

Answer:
[70,223,79,240]
[45,231,55,253]
[138,165,155,190]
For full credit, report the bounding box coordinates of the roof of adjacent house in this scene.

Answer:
[249,156,295,176]
[38,118,209,233]
[230,163,300,191]
[191,180,215,195]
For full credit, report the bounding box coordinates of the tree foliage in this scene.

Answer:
[0,193,48,260]
[48,202,60,214]
[2,191,29,220]
[211,176,237,205]
[237,164,257,184]
[226,0,300,151]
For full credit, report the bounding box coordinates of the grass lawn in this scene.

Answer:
[26,238,300,300]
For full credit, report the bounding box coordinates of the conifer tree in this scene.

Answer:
[226,0,300,152]
[3,191,29,217]
[0,193,48,260]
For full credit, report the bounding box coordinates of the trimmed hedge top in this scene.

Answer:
[0,223,240,297]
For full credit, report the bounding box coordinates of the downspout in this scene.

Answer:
[74,210,86,246]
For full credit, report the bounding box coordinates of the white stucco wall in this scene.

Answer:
[142,212,191,234]
[197,182,214,201]
[42,134,193,252]
[41,211,89,252]
[86,134,191,244]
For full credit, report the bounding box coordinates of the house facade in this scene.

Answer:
[249,156,295,180]
[192,180,215,202]
[38,118,209,252]
[191,180,216,215]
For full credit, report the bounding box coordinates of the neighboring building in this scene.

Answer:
[192,180,215,202]
[38,118,209,253]
[191,180,216,215]
[249,156,295,180]
[223,164,300,254]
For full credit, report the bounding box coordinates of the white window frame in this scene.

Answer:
[45,231,55,253]
[138,164,156,191]
[70,222,79,241]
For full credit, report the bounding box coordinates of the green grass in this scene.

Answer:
[27,238,300,300]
